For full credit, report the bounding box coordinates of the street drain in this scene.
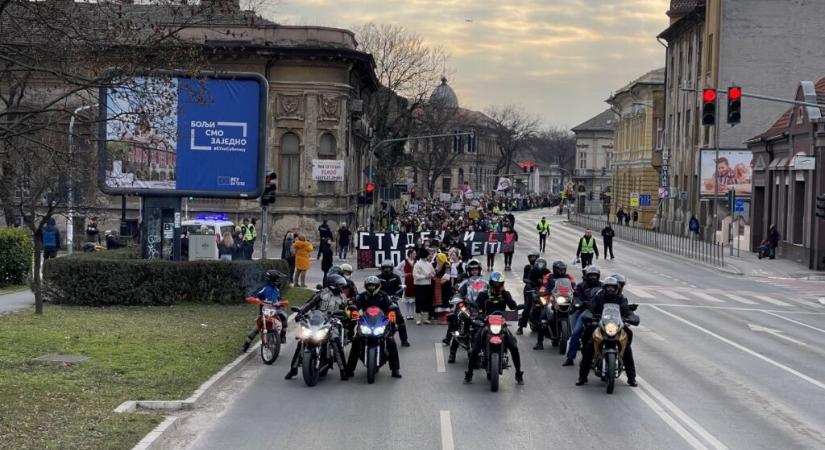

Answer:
[33,354,90,363]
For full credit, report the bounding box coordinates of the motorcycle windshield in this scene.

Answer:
[600,303,623,328]
[553,278,573,297]
[466,278,489,302]
[361,309,387,327]
[307,310,326,328]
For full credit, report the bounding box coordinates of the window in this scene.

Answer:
[458,168,465,185]
[442,177,452,193]
[579,152,587,169]
[318,133,336,194]
[280,132,300,193]
[706,34,714,77]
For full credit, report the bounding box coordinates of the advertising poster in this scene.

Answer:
[101,74,265,197]
[700,150,753,196]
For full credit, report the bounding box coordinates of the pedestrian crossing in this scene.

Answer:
[625,285,821,309]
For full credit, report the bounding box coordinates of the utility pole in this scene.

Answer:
[66,105,93,255]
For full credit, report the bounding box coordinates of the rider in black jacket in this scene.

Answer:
[377,260,410,347]
[464,272,524,385]
[576,277,637,387]
[345,276,402,379]
[517,252,542,335]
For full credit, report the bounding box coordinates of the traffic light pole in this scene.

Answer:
[261,205,268,260]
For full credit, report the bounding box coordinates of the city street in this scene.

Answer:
[174,209,825,450]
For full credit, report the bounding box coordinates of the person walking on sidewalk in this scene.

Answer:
[601,223,615,260]
[293,234,313,287]
[318,237,334,276]
[536,216,550,253]
[689,215,701,240]
[616,207,625,225]
[42,218,61,260]
[281,231,296,278]
[336,224,351,260]
[576,230,599,268]
[768,224,781,260]
[632,210,639,227]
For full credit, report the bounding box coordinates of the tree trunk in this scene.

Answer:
[32,237,43,315]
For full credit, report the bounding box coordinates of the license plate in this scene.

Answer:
[262,307,278,317]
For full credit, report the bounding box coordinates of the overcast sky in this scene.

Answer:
[270,0,670,129]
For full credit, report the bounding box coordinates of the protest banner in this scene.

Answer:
[356,231,514,268]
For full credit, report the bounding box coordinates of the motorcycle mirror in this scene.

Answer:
[315,284,323,290]
[630,304,639,311]
[290,306,301,313]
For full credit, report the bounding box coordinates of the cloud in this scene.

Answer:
[272,0,669,127]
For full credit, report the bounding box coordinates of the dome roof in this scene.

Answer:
[429,77,459,109]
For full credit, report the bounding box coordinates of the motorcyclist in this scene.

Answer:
[333,264,358,300]
[285,274,349,381]
[610,273,626,295]
[517,252,542,335]
[464,272,524,385]
[345,276,403,379]
[443,259,485,347]
[576,276,638,387]
[377,260,410,347]
[242,270,287,352]
[563,266,602,366]
[535,261,576,350]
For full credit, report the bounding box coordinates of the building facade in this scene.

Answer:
[746,79,825,270]
[659,0,825,244]
[571,109,615,214]
[607,68,665,228]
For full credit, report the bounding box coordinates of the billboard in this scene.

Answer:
[700,150,753,197]
[99,72,267,198]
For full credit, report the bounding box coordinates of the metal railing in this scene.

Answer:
[570,213,725,267]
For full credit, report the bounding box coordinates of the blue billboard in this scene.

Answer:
[99,72,266,198]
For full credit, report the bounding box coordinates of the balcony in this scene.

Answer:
[573,168,611,178]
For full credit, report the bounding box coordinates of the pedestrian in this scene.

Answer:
[242,218,255,259]
[396,247,417,320]
[281,231,296,278]
[413,247,436,325]
[433,251,450,322]
[576,229,599,268]
[337,223,351,260]
[248,218,258,259]
[218,231,235,261]
[85,216,100,244]
[616,207,625,225]
[601,223,615,260]
[486,231,498,272]
[42,217,61,260]
[318,237,334,276]
[632,210,639,227]
[233,226,247,260]
[293,234,313,288]
[768,224,781,260]
[318,219,333,243]
[624,212,631,226]
[502,226,517,270]
[689,215,700,240]
[536,216,550,253]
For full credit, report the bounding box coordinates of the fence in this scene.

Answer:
[570,214,725,267]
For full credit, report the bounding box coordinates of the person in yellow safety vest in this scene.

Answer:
[536,217,550,253]
[492,204,501,215]
[242,218,257,259]
[575,229,599,269]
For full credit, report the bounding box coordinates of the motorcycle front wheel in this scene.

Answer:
[261,331,281,365]
[558,320,571,355]
[490,352,500,392]
[605,352,617,394]
[367,347,378,384]
[302,349,320,387]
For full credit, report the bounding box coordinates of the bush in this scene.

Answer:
[43,257,291,306]
[0,227,33,287]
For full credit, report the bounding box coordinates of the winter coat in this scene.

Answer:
[294,239,314,271]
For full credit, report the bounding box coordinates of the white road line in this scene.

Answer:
[662,290,690,300]
[819,298,825,306]
[764,311,825,335]
[649,305,825,392]
[626,286,655,299]
[636,376,729,450]
[721,293,757,305]
[435,343,446,373]
[692,292,726,303]
[641,303,825,315]
[629,385,708,450]
[753,295,792,307]
[440,410,454,450]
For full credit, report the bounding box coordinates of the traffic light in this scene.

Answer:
[727,85,742,125]
[522,163,529,174]
[726,188,736,211]
[702,88,717,126]
[365,182,375,205]
[817,193,825,219]
[260,171,277,206]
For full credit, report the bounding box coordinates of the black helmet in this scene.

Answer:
[584,266,601,285]
[380,259,394,273]
[489,271,505,292]
[534,258,548,271]
[610,273,626,292]
[552,260,567,277]
[364,275,382,296]
[264,270,286,287]
[527,251,540,264]
[326,274,348,295]
[466,259,482,276]
[602,276,619,295]
[327,265,343,278]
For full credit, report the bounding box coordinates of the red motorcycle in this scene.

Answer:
[245,297,289,365]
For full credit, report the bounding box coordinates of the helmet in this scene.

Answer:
[466,259,482,277]
[364,275,382,296]
[326,274,348,295]
[610,274,626,292]
[327,265,343,278]
[533,258,548,272]
[552,260,567,277]
[264,270,286,287]
[340,263,353,277]
[380,260,394,273]
[527,251,540,264]
[489,271,505,292]
[602,276,619,295]
[584,266,601,285]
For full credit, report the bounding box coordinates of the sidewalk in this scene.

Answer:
[0,288,34,314]
[723,252,825,279]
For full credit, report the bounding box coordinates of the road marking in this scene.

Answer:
[661,290,690,300]
[626,286,655,299]
[752,295,792,307]
[649,305,825,392]
[640,303,825,315]
[636,376,729,450]
[435,343,446,373]
[692,292,725,303]
[630,385,708,450]
[764,311,825,335]
[721,293,757,305]
[440,410,454,450]
[748,323,808,347]
[819,298,825,306]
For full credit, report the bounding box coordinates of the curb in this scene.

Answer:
[132,416,179,450]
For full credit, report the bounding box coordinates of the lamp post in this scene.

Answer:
[67,105,93,255]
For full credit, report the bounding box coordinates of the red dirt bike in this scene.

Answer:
[245,297,289,365]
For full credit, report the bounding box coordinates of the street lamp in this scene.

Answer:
[67,105,93,255]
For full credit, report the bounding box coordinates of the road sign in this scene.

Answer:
[639,194,652,207]
[630,192,639,207]
[735,198,746,216]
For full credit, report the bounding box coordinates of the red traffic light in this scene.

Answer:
[702,88,717,103]
[365,182,375,193]
[728,86,742,101]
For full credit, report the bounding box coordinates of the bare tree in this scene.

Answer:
[528,127,576,171]
[405,98,469,196]
[0,0,264,314]
[486,105,541,175]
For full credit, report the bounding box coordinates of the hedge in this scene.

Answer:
[43,257,291,306]
[0,227,33,287]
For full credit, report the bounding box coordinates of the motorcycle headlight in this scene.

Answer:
[359,324,371,335]
[555,296,568,305]
[604,322,619,337]
[453,331,460,337]
[540,296,548,305]
[301,326,312,338]
[313,328,329,340]
[373,326,386,336]
[489,324,502,335]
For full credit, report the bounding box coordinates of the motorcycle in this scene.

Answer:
[354,306,395,384]
[292,308,347,386]
[539,279,574,354]
[460,277,489,306]
[448,296,477,360]
[244,296,289,365]
[586,303,639,394]
[474,305,524,392]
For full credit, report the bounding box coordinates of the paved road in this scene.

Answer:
[179,209,825,450]
[0,289,33,314]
